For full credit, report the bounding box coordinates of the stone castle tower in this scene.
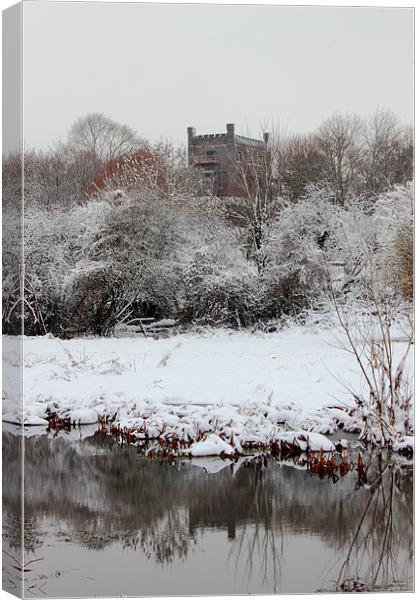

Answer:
[187,123,270,197]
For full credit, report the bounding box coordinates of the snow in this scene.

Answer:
[67,408,99,425]
[2,324,413,455]
[184,433,236,457]
[275,431,336,452]
[23,415,50,426]
[393,436,414,453]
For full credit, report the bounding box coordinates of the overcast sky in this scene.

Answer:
[22,2,414,150]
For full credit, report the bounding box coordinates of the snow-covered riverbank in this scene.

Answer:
[2,323,413,454]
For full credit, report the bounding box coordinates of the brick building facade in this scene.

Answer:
[187,123,270,197]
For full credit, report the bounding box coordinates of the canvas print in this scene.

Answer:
[2,1,414,597]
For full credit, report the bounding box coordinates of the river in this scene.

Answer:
[2,426,413,597]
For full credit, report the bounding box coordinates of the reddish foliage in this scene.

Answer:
[88,149,158,196]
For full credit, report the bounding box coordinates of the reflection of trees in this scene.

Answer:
[13,432,234,568]
[2,432,413,593]
[228,463,284,591]
[3,432,202,565]
[3,513,43,554]
[184,452,413,592]
[2,428,23,596]
[335,453,413,592]
[66,510,195,564]
[138,511,194,564]
[226,455,413,593]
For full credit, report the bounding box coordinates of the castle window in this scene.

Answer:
[207,150,216,156]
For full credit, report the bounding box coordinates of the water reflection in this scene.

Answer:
[2,429,413,596]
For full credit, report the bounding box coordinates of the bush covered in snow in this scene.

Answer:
[2,179,413,336]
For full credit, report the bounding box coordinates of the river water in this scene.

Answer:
[2,427,413,597]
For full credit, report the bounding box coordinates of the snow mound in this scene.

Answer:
[24,415,50,426]
[68,408,99,424]
[184,433,236,457]
[277,431,336,452]
[393,436,414,453]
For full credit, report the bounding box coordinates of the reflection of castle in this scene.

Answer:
[187,123,270,197]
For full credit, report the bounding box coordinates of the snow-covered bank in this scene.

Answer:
[2,324,413,454]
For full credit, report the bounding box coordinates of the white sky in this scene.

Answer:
[22,1,414,149]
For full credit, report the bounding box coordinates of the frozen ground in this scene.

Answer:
[2,322,413,454]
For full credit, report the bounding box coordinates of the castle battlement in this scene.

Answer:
[192,133,228,140]
[235,134,266,146]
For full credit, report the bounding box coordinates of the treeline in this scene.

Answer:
[277,111,412,203]
[3,110,413,210]
[2,111,413,337]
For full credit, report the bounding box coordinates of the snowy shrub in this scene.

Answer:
[2,207,22,335]
[394,222,413,300]
[295,182,414,303]
[331,290,413,447]
[261,194,329,316]
[327,183,414,447]
[373,183,414,300]
[262,266,325,319]
[180,241,262,327]
[20,201,113,335]
[62,196,190,334]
